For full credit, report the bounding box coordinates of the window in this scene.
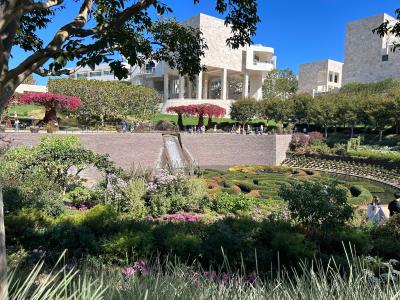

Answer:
[329,73,333,82]
[334,73,339,83]
[382,54,389,62]
[103,70,112,76]
[77,72,88,79]
[90,71,102,77]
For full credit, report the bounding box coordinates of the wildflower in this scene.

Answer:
[245,273,257,284]
[133,260,149,275]
[122,267,135,278]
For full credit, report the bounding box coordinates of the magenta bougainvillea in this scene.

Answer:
[19,92,81,123]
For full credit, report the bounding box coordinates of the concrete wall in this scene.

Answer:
[343,13,400,85]
[3,133,292,169]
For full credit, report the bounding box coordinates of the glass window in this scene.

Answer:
[329,73,333,82]
[334,73,339,83]
[103,70,112,76]
[90,71,102,77]
[382,55,389,62]
[77,72,88,79]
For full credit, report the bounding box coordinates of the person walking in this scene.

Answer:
[367,196,385,224]
[388,192,400,217]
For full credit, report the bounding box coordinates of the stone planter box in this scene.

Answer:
[0,125,5,132]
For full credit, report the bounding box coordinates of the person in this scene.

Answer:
[367,196,385,224]
[14,119,20,131]
[201,124,206,134]
[388,192,400,217]
[260,124,264,135]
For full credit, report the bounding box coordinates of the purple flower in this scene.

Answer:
[133,260,149,275]
[122,267,135,278]
[245,273,257,284]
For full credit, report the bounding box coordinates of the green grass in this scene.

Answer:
[152,113,276,126]
[7,104,44,117]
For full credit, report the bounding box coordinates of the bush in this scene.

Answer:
[348,148,400,163]
[349,185,373,205]
[279,180,353,230]
[210,193,256,214]
[65,186,96,206]
[308,140,331,155]
[155,120,176,131]
[122,178,147,217]
[229,99,258,124]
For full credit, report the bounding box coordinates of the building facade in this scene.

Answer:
[343,13,400,85]
[133,14,276,113]
[298,59,343,96]
[69,62,135,82]
[68,13,276,114]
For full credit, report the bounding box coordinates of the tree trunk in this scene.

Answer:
[207,116,213,129]
[324,126,328,138]
[379,130,383,142]
[43,107,58,124]
[396,123,399,135]
[177,113,184,131]
[198,114,204,127]
[0,187,8,300]
[350,126,354,138]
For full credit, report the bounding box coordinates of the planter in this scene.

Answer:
[116,127,125,133]
[0,125,5,132]
[46,128,55,134]
[30,127,40,133]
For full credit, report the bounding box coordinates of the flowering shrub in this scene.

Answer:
[159,211,203,222]
[308,131,324,143]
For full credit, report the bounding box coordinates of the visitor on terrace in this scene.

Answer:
[388,192,400,217]
[367,196,386,224]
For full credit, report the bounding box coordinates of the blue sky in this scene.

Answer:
[11,0,399,85]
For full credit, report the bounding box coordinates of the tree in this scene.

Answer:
[289,93,313,127]
[364,95,396,142]
[230,98,258,125]
[259,97,293,128]
[262,69,298,100]
[310,94,338,138]
[19,92,81,123]
[48,79,160,124]
[0,0,260,115]
[166,106,187,131]
[279,180,353,231]
[335,93,361,138]
[203,104,226,128]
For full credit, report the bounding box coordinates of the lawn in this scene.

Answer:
[152,112,276,126]
[7,103,44,119]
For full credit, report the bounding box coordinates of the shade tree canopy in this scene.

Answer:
[0,0,260,115]
[262,69,298,100]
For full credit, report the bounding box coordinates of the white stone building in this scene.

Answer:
[343,13,400,85]
[67,13,276,114]
[133,13,276,113]
[298,59,343,96]
[69,62,136,81]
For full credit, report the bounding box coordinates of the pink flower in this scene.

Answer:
[122,267,135,277]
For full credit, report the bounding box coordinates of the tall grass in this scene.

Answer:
[5,249,400,300]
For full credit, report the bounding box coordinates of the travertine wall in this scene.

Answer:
[3,133,292,169]
[181,134,292,168]
[184,14,244,72]
[343,13,400,84]
[298,60,343,94]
